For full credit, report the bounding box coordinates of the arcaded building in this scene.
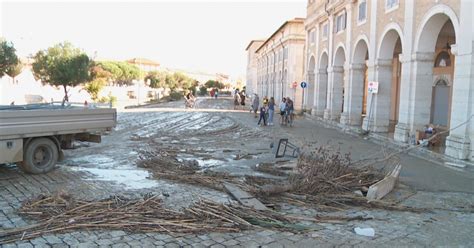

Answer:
[250,18,306,110]
[303,0,474,160]
[245,40,264,96]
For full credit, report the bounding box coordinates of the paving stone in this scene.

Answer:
[221,239,239,246]
[210,244,225,248]
[111,243,131,248]
[43,235,63,245]
[200,239,216,247]
[17,243,34,248]
[109,230,127,238]
[208,233,227,243]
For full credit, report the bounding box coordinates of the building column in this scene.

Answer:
[305,72,315,112]
[340,63,365,126]
[446,43,473,159]
[394,52,435,140]
[312,69,327,116]
[324,66,344,120]
[362,59,392,132]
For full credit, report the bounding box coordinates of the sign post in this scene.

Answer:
[365,81,379,132]
[300,82,307,110]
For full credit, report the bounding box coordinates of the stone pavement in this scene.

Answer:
[1,99,474,247]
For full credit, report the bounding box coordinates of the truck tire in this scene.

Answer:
[19,138,59,174]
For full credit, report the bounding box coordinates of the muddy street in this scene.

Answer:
[1,97,474,247]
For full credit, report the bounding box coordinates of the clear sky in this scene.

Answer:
[1,0,306,79]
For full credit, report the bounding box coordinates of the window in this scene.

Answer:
[127,91,136,99]
[434,51,451,67]
[322,22,329,39]
[358,0,367,23]
[335,12,346,33]
[386,0,399,11]
[284,47,288,59]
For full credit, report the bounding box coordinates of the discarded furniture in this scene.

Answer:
[366,164,402,201]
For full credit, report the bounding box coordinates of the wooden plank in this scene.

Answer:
[223,182,268,211]
[367,164,402,201]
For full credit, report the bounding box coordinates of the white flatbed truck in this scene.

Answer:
[0,104,116,174]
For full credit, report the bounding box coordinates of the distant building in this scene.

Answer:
[126,58,160,72]
[245,40,265,96]
[251,18,306,110]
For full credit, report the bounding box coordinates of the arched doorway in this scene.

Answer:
[307,56,316,112]
[430,20,455,129]
[314,52,328,116]
[341,38,369,126]
[431,78,450,126]
[367,27,403,132]
[325,46,345,120]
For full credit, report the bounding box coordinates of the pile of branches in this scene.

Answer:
[0,192,292,244]
[248,146,412,211]
[291,146,384,195]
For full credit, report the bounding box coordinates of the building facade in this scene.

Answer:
[253,18,306,110]
[246,40,265,95]
[301,0,474,160]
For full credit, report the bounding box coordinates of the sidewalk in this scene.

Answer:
[236,111,474,193]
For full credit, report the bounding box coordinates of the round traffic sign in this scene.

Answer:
[300,81,307,88]
[292,82,297,88]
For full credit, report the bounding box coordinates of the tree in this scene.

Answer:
[6,62,23,83]
[205,80,225,89]
[85,64,109,101]
[0,39,19,78]
[32,42,91,102]
[95,61,140,86]
[145,71,167,89]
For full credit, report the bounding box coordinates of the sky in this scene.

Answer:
[1,0,307,79]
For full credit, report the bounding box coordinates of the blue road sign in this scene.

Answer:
[300,81,307,88]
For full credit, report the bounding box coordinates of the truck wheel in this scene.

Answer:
[20,138,58,174]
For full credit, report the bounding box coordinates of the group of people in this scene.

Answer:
[251,94,294,127]
[233,89,246,110]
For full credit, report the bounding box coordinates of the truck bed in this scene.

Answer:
[0,107,117,140]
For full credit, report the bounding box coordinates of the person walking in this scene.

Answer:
[240,91,246,110]
[252,94,259,118]
[279,98,287,124]
[257,104,267,126]
[286,97,294,126]
[234,90,241,110]
[268,97,275,126]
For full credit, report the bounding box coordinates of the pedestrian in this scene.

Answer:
[234,90,241,109]
[286,97,294,125]
[279,98,286,125]
[268,97,275,125]
[263,96,269,105]
[240,91,246,109]
[252,94,259,118]
[215,88,219,99]
[257,104,267,126]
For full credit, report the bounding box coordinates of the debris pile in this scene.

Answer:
[0,192,293,244]
[138,149,241,192]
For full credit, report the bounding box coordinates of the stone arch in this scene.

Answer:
[414,4,460,53]
[377,23,404,60]
[319,51,329,69]
[306,55,316,111]
[333,44,346,66]
[352,35,370,63]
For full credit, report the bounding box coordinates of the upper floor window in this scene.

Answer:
[284,47,288,59]
[358,0,367,23]
[386,0,399,11]
[322,22,329,39]
[335,11,346,33]
[434,51,451,67]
